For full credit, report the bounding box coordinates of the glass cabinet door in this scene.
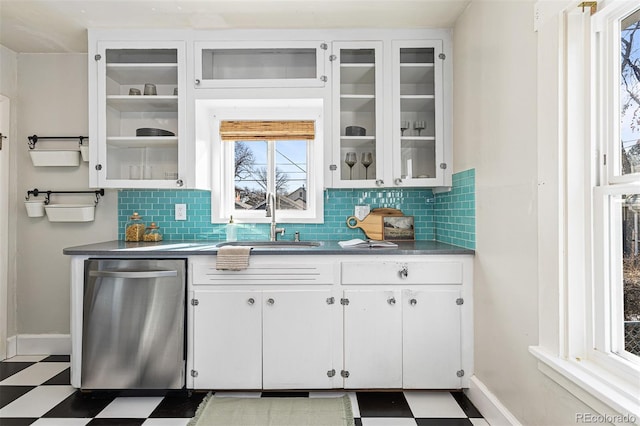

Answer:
[392,40,444,186]
[195,41,327,88]
[331,41,384,188]
[95,41,184,188]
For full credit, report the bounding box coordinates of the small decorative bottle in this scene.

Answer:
[225,216,237,242]
[143,222,163,241]
[124,212,146,241]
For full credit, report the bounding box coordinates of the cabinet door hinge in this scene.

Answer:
[320,43,328,50]
[191,369,199,377]
[340,298,350,306]
[94,54,102,61]
[457,369,465,377]
[326,297,335,305]
[456,298,464,305]
[327,369,336,377]
[0,133,6,150]
[340,370,350,378]
[191,299,199,306]
[603,154,607,166]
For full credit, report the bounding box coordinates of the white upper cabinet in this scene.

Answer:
[88,38,187,189]
[328,36,451,189]
[331,41,385,188]
[194,41,328,88]
[391,40,447,187]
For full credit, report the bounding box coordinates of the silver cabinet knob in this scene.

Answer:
[399,266,408,278]
[176,179,184,187]
[247,298,255,305]
[195,79,201,85]
[394,178,403,185]
[410,298,417,306]
[267,298,275,305]
[388,297,396,305]
[375,179,384,186]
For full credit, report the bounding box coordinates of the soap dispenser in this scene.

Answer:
[225,216,237,242]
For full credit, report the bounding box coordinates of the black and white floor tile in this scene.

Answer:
[0,356,488,425]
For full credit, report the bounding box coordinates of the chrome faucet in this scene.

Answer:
[266,193,285,241]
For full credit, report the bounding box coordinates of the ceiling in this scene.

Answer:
[0,0,470,54]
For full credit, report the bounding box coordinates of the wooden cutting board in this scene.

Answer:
[346,208,404,240]
[346,214,384,240]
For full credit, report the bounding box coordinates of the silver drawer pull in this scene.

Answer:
[89,270,177,279]
[399,266,408,279]
[410,298,417,306]
[267,298,275,305]
[388,297,396,305]
[247,298,255,305]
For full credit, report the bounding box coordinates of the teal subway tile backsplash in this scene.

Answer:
[434,168,476,249]
[118,169,475,248]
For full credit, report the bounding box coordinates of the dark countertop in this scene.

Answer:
[63,240,475,256]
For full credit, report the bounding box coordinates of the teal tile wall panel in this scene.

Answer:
[118,188,436,241]
[117,169,474,246]
[433,169,476,249]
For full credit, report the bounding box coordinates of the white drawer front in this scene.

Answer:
[341,261,463,285]
[192,263,335,285]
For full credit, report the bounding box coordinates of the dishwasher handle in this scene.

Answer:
[89,270,178,279]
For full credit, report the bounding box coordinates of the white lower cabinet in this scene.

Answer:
[262,289,336,389]
[402,288,462,389]
[191,289,337,389]
[188,255,472,390]
[343,289,403,388]
[192,291,262,389]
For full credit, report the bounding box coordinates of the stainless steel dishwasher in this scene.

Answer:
[81,258,186,389]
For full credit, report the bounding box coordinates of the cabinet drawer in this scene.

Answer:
[341,261,462,285]
[192,263,335,285]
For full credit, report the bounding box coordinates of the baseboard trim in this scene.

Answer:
[15,334,71,356]
[465,375,522,426]
[6,335,17,359]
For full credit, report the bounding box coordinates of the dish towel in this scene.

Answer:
[215,246,251,270]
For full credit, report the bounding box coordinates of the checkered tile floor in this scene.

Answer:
[0,355,487,425]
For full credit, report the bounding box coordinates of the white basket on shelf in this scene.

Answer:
[24,200,45,217]
[44,204,95,222]
[29,149,80,167]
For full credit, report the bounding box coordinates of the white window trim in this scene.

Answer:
[530,0,640,420]
[196,98,324,224]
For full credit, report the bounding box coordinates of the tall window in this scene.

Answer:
[596,5,640,364]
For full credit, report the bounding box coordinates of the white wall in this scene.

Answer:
[453,1,595,424]
[1,45,19,344]
[15,54,118,335]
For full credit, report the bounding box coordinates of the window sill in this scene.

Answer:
[529,346,640,421]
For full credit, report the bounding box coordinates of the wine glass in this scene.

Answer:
[361,152,373,179]
[345,152,357,180]
[414,120,426,136]
[400,121,410,136]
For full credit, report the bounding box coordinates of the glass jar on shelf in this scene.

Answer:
[124,212,146,241]
[143,222,163,242]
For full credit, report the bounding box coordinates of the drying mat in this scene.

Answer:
[188,393,354,426]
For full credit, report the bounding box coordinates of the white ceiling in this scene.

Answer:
[0,0,470,53]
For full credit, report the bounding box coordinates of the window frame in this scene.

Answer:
[530,0,640,419]
[199,98,325,224]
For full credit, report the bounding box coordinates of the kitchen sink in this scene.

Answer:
[216,241,321,249]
